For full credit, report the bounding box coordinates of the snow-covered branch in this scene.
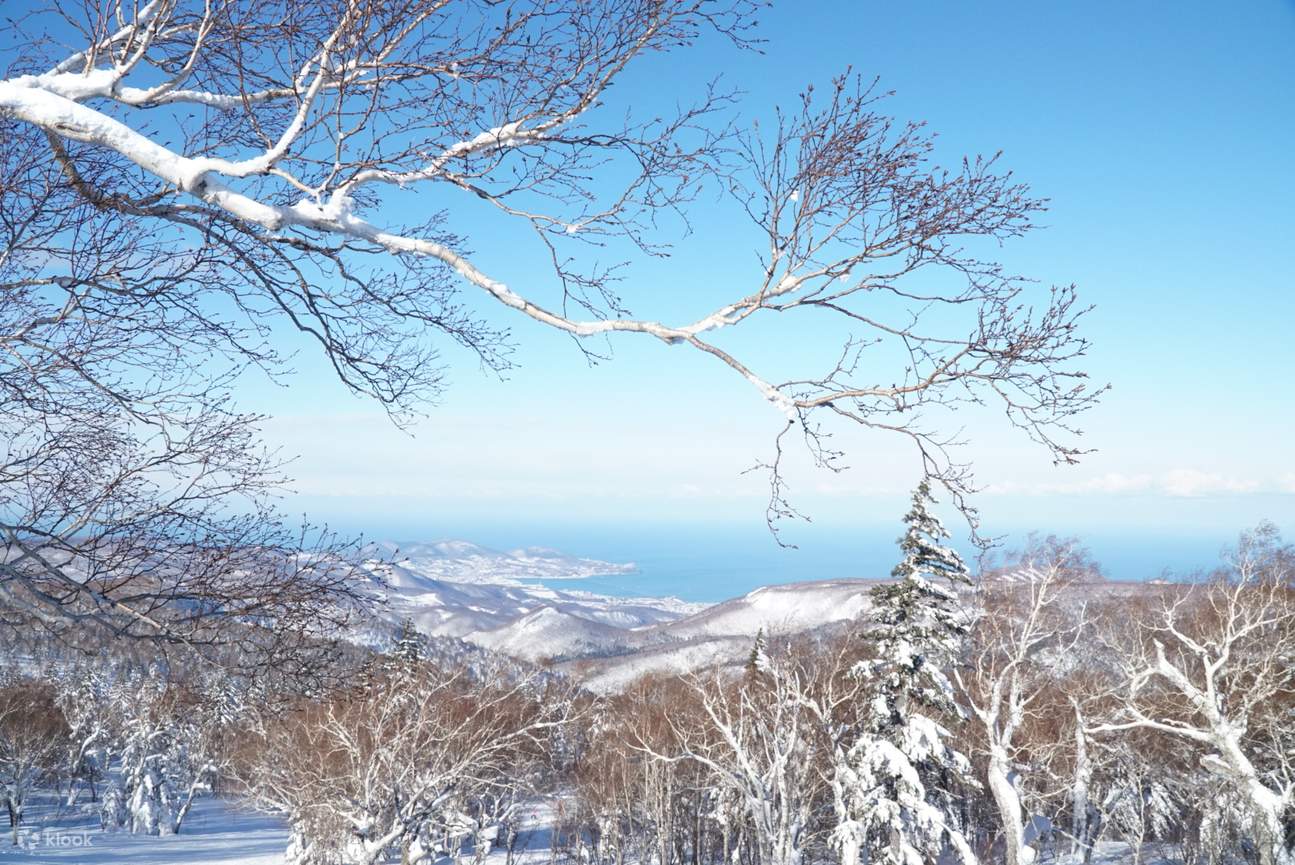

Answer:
[1,0,1101,554]
[1088,525,1295,865]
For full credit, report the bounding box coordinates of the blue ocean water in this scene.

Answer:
[388,521,1241,603]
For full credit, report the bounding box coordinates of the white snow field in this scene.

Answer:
[0,790,1186,865]
[0,795,607,865]
[1085,845,1180,864]
[0,794,287,864]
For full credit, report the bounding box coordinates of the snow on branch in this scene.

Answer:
[0,0,1102,639]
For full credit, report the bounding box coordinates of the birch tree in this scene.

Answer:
[1090,524,1295,865]
[104,676,223,836]
[669,664,821,865]
[0,0,1099,647]
[0,99,372,669]
[596,673,743,865]
[633,639,863,865]
[241,660,577,865]
[0,680,68,845]
[55,667,114,805]
[954,540,1089,865]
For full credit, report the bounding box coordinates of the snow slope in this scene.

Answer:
[0,785,1183,865]
[353,541,700,654]
[555,580,883,691]
[647,579,880,641]
[360,542,893,690]
[471,607,637,662]
[570,635,753,693]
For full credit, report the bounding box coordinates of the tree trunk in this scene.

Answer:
[1070,706,1095,864]
[7,796,19,846]
[1215,731,1291,865]
[693,802,702,865]
[986,748,1031,865]
[1244,779,1289,865]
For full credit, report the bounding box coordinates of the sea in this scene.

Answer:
[375,520,1244,604]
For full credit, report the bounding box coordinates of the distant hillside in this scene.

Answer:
[359,539,1155,694]
[365,539,638,585]
[356,540,701,660]
[471,607,635,662]
[358,541,892,691]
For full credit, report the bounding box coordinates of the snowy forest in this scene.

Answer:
[2,0,1292,863]
[0,492,1293,865]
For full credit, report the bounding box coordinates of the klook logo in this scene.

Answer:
[13,827,95,853]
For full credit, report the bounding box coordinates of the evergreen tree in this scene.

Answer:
[831,479,977,865]
[746,628,769,676]
[869,478,972,722]
[393,618,423,665]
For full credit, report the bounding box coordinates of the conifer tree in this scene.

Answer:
[831,479,977,865]
[746,628,769,676]
[393,618,423,666]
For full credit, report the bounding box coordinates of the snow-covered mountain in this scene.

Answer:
[471,607,636,663]
[365,540,638,586]
[646,579,880,641]
[357,541,701,656]
[550,579,886,691]
[360,541,890,692]
[365,541,1163,695]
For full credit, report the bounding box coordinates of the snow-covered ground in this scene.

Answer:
[0,795,287,864]
[1080,844,1180,864]
[0,790,1186,864]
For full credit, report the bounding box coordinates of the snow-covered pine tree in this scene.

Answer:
[831,479,977,865]
[393,618,423,665]
[746,628,769,676]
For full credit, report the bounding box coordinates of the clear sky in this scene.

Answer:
[244,0,1295,559]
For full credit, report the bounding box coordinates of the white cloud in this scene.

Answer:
[1072,472,1156,494]
[986,469,1273,498]
[1159,469,1259,497]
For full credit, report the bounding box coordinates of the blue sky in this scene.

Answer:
[246,0,1295,558]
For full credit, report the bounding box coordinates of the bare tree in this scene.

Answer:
[1089,524,1295,865]
[54,665,114,805]
[954,539,1090,865]
[0,678,69,845]
[0,101,372,668]
[103,675,225,836]
[577,676,701,865]
[1092,735,1181,865]
[0,0,1100,622]
[239,660,577,865]
[633,638,865,865]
